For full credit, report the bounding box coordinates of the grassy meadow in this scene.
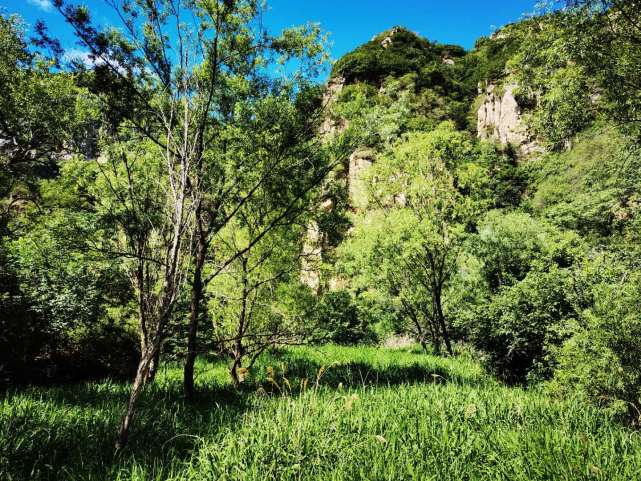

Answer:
[1,345,640,480]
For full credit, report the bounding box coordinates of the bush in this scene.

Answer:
[470,211,584,383]
[0,208,138,383]
[475,267,576,384]
[475,210,584,292]
[313,290,376,345]
[554,269,641,424]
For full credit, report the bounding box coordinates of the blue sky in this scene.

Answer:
[5,0,541,78]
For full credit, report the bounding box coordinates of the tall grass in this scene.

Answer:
[2,345,640,480]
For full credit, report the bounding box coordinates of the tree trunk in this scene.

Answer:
[146,347,161,382]
[406,305,427,352]
[421,304,441,355]
[431,327,441,355]
[230,358,241,389]
[435,291,453,356]
[115,343,158,450]
[184,222,207,401]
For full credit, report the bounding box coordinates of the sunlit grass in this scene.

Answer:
[2,345,640,480]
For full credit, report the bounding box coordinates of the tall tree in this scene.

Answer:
[341,123,473,354]
[0,14,81,229]
[561,1,641,140]
[53,0,340,446]
[209,214,312,387]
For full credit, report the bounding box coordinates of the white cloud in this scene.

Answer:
[64,49,94,68]
[63,49,128,74]
[27,0,54,12]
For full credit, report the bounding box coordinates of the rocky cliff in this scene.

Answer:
[476,83,540,156]
[319,77,347,138]
[301,25,546,292]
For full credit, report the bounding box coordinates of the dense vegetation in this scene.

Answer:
[2,0,641,479]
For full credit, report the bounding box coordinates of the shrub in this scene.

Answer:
[475,210,584,292]
[475,267,576,384]
[554,268,641,424]
[313,290,375,345]
[470,211,584,383]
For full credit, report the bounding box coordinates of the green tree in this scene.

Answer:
[470,210,585,383]
[208,215,316,387]
[0,14,83,223]
[563,1,641,141]
[0,14,92,380]
[55,0,339,446]
[555,255,641,423]
[341,123,474,354]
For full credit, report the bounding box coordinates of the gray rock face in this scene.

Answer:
[300,220,323,293]
[477,83,540,156]
[320,77,348,138]
[348,149,375,211]
[301,78,349,292]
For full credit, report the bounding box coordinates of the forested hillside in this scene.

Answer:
[305,6,641,416]
[1,1,641,479]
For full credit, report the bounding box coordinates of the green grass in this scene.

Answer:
[2,345,640,480]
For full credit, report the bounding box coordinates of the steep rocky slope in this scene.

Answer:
[301,25,542,291]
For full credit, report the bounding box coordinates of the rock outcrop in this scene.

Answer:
[320,77,347,138]
[301,77,352,292]
[348,149,375,211]
[300,220,323,293]
[477,83,540,156]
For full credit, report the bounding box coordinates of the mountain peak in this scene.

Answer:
[332,27,464,84]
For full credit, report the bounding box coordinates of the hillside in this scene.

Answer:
[304,14,641,399]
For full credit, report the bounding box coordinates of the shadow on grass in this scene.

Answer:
[250,349,482,392]
[1,377,256,481]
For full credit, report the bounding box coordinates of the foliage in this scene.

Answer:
[332,27,462,84]
[562,1,641,142]
[1,152,139,383]
[475,267,577,384]
[524,124,641,239]
[474,210,584,292]
[0,14,86,210]
[332,28,476,130]
[499,14,595,148]
[338,123,477,353]
[554,255,641,423]
[470,211,584,383]
[207,216,316,384]
[312,291,375,345]
[466,24,526,84]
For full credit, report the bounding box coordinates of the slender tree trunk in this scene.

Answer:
[184,194,209,400]
[116,341,158,450]
[146,347,161,382]
[228,257,248,389]
[422,302,441,355]
[430,324,441,355]
[434,289,452,356]
[184,234,206,401]
[230,357,241,388]
[429,321,441,355]
[405,303,427,352]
